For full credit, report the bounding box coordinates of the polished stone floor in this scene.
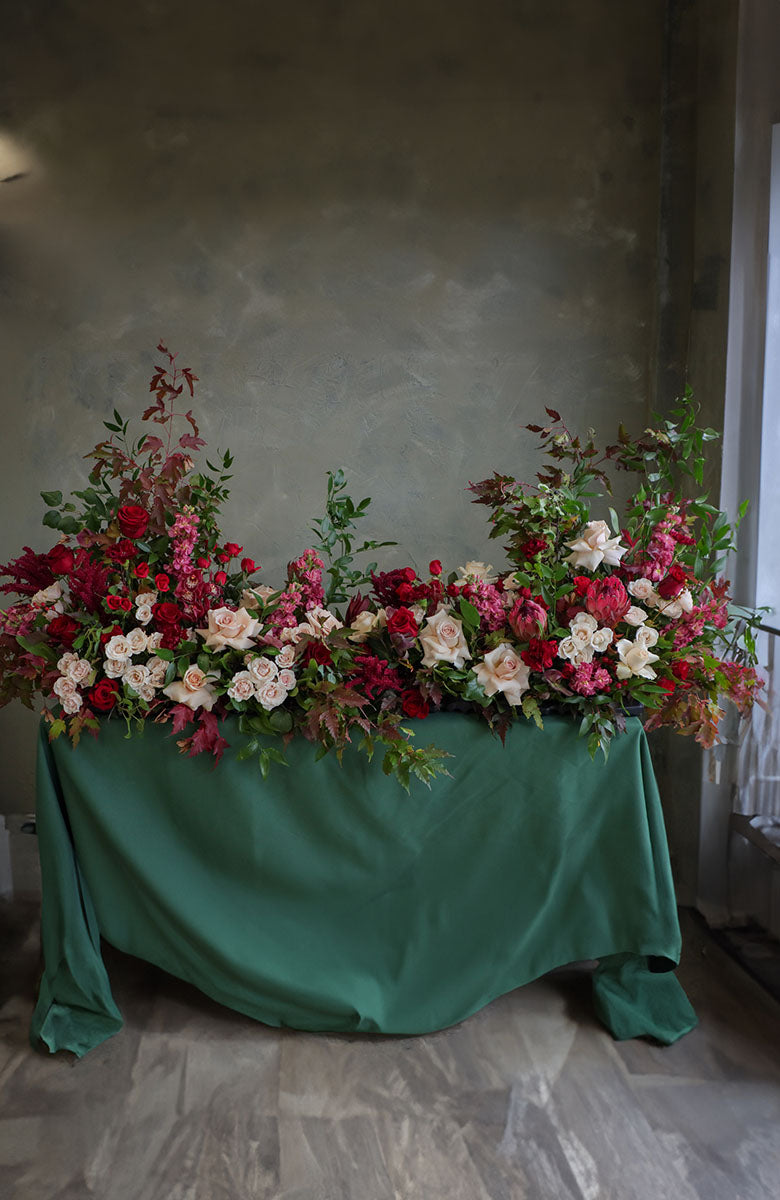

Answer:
[1,904,780,1200]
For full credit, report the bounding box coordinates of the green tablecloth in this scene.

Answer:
[30,714,696,1057]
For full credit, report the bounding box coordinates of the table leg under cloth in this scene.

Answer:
[30,714,696,1057]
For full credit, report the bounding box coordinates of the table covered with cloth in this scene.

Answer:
[30,713,697,1057]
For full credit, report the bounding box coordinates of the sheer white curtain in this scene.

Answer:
[735,629,780,829]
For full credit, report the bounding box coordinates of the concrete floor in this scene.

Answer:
[1,905,780,1199]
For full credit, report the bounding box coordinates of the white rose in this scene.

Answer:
[628,578,658,605]
[349,610,381,643]
[275,644,296,669]
[635,624,659,649]
[257,679,288,711]
[135,603,153,627]
[570,612,598,635]
[623,605,647,626]
[105,634,132,661]
[137,683,157,703]
[32,581,63,608]
[57,652,78,674]
[278,668,296,691]
[124,664,151,695]
[280,623,315,645]
[304,606,343,637]
[565,521,627,572]
[454,561,496,585]
[126,627,148,655]
[570,624,595,655]
[197,606,260,651]
[242,585,277,610]
[146,631,164,650]
[472,643,530,706]
[163,664,219,711]
[103,657,127,679]
[227,670,256,702]
[61,692,83,715]
[135,591,158,607]
[615,638,659,680]
[65,657,92,685]
[53,675,77,699]
[247,655,278,684]
[590,627,614,653]
[419,608,471,669]
[657,589,693,620]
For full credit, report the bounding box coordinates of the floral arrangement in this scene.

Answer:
[0,347,763,787]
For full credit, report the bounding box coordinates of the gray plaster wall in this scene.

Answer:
[0,1,669,821]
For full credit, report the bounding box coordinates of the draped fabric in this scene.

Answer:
[735,629,780,826]
[30,713,696,1057]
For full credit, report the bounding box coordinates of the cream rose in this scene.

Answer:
[472,643,530,706]
[197,606,260,651]
[32,581,63,608]
[163,664,219,711]
[135,603,153,627]
[57,652,78,674]
[247,655,278,684]
[280,622,315,645]
[628,578,658,605]
[565,521,627,571]
[105,634,132,661]
[53,675,77,700]
[557,636,593,666]
[419,608,471,669]
[146,631,164,650]
[137,683,156,703]
[227,670,256,703]
[126,627,148,655]
[623,605,647,626]
[123,664,151,695]
[242,585,277,610]
[61,692,83,715]
[304,606,343,637]
[277,668,296,691]
[454,561,497,585]
[615,638,659,680]
[657,589,694,620]
[275,644,296,669]
[135,591,158,607]
[257,679,288,711]
[634,624,660,649]
[146,656,169,687]
[103,657,127,679]
[348,610,381,643]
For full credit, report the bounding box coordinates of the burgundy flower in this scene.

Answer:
[585,577,629,626]
[89,678,120,712]
[155,573,170,592]
[344,592,371,624]
[241,557,257,574]
[117,505,149,539]
[520,637,558,672]
[134,562,150,578]
[105,538,137,564]
[304,642,332,666]
[519,537,548,559]
[46,544,75,575]
[47,614,80,648]
[657,563,687,600]
[429,560,442,576]
[386,607,419,639]
[401,689,430,719]
[371,568,418,607]
[152,600,183,627]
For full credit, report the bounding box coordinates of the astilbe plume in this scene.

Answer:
[67,550,111,615]
[0,547,55,597]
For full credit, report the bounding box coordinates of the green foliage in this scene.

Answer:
[310,469,396,608]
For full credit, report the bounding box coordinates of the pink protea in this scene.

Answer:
[585,577,629,626]
[508,590,548,641]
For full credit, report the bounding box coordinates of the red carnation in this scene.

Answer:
[401,689,430,719]
[241,557,257,574]
[89,678,120,712]
[105,539,137,564]
[386,607,419,639]
[429,560,442,576]
[572,576,591,598]
[672,659,691,680]
[520,638,558,672]
[46,544,75,575]
[47,614,80,648]
[135,562,150,579]
[657,563,687,600]
[116,505,149,540]
[155,573,170,592]
[585,577,629,626]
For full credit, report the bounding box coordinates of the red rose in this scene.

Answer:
[572,576,591,598]
[152,601,182,626]
[657,563,687,600]
[401,568,417,583]
[47,614,79,647]
[224,542,242,557]
[135,562,150,578]
[116,505,149,539]
[214,570,227,586]
[241,557,257,574]
[155,573,170,592]
[89,678,120,712]
[397,582,416,603]
[401,689,430,719]
[105,539,137,564]
[659,678,676,694]
[386,607,419,639]
[217,553,230,563]
[46,544,74,575]
[429,560,442,576]
[672,660,691,680]
[196,557,210,569]
[106,594,126,612]
[304,642,332,666]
